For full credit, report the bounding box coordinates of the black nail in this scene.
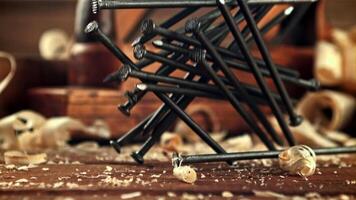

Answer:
[85,21,135,67]
[95,0,318,10]
[186,19,279,149]
[174,146,356,164]
[236,0,303,127]
[154,92,232,164]
[153,40,319,90]
[133,43,203,76]
[245,6,294,45]
[110,112,155,153]
[144,20,300,78]
[217,0,294,146]
[129,68,291,105]
[136,83,288,107]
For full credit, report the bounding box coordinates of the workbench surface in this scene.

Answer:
[0,146,355,199]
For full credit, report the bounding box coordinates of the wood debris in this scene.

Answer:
[4,150,47,165]
[279,145,316,178]
[221,191,234,198]
[173,165,197,184]
[120,192,142,199]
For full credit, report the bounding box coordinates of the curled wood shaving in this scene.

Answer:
[0,110,46,150]
[173,165,197,184]
[4,150,47,165]
[297,90,355,131]
[279,145,316,178]
[39,29,70,60]
[270,117,337,148]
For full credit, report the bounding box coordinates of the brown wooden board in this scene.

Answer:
[0,147,355,200]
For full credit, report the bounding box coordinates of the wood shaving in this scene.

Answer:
[253,190,289,199]
[297,90,355,130]
[270,117,337,148]
[120,192,142,199]
[173,165,197,184]
[221,191,234,198]
[4,150,47,165]
[279,145,316,178]
[15,178,28,183]
[101,176,133,187]
[0,110,46,150]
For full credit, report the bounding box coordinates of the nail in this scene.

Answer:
[94,0,318,10]
[140,74,198,137]
[118,89,143,116]
[136,83,286,107]
[129,69,290,105]
[139,7,199,44]
[174,146,356,164]
[272,4,312,44]
[91,0,99,14]
[145,21,299,78]
[246,6,294,45]
[110,112,154,153]
[186,19,279,149]
[117,49,192,115]
[103,64,131,83]
[217,0,293,146]
[85,21,135,67]
[133,43,203,75]
[130,95,196,164]
[153,40,318,90]
[131,136,156,164]
[237,0,303,128]
[154,92,233,164]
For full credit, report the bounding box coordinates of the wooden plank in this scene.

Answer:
[0,147,355,199]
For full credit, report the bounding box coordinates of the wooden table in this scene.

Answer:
[0,146,355,199]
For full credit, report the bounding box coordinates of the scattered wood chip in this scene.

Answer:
[120,192,142,199]
[173,165,197,184]
[4,150,47,165]
[221,191,234,198]
[279,145,316,178]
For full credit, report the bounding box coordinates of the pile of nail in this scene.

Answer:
[85,0,356,165]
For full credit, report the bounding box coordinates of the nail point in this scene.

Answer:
[152,40,163,47]
[285,7,294,15]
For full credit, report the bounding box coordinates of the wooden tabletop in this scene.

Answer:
[0,146,355,200]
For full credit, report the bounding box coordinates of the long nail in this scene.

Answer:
[128,68,291,105]
[217,0,293,146]
[154,92,232,164]
[153,40,319,90]
[236,0,303,128]
[143,20,299,78]
[110,112,154,153]
[245,6,295,45]
[136,83,287,107]
[85,21,135,67]
[133,43,203,75]
[174,146,356,164]
[93,0,318,10]
[186,19,279,149]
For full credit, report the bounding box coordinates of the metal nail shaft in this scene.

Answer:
[175,146,356,164]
